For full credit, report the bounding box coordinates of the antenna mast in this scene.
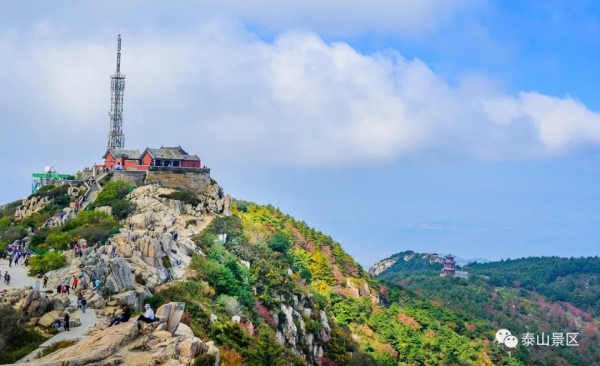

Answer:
[107,34,125,150]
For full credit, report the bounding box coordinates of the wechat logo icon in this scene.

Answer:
[496,329,519,349]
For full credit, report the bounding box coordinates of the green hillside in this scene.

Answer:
[371,252,600,366]
[144,202,522,365]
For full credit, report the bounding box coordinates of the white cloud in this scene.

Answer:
[1,1,482,38]
[2,19,600,172]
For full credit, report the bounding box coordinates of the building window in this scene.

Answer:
[173,161,180,167]
[155,160,162,166]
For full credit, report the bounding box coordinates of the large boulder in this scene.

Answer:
[174,323,194,338]
[38,310,60,327]
[177,337,203,358]
[36,322,139,365]
[205,341,220,365]
[156,302,185,335]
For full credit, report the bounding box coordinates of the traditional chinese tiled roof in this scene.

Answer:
[143,147,200,161]
[103,149,142,160]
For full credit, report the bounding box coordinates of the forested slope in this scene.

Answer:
[371,252,600,366]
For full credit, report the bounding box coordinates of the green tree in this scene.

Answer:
[0,216,10,229]
[268,233,290,253]
[45,232,72,250]
[244,326,287,366]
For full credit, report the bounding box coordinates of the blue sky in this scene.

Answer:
[2,1,600,266]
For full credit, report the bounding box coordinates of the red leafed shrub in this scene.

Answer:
[321,246,333,259]
[332,265,345,285]
[240,320,255,336]
[343,261,360,277]
[256,302,276,327]
[379,285,390,298]
[398,314,420,331]
[466,323,476,331]
[513,280,521,287]
[181,311,192,325]
[290,227,316,252]
[376,343,399,358]
[318,357,338,366]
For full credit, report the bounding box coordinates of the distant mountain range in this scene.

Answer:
[454,256,489,266]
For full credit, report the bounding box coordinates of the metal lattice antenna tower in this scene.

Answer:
[107,34,126,150]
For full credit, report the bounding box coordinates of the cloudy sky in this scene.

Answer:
[2,1,600,266]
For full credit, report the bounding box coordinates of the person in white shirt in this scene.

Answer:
[136,304,158,324]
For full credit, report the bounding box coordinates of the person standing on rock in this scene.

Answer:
[72,276,78,290]
[109,305,131,327]
[135,304,158,325]
[95,278,101,293]
[81,297,87,313]
[64,312,70,331]
[43,275,48,288]
[77,293,83,310]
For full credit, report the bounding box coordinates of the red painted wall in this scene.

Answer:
[142,153,152,166]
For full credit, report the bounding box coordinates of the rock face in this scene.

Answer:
[156,302,185,334]
[15,185,85,221]
[367,257,399,276]
[368,252,444,276]
[14,196,51,220]
[95,206,113,216]
[266,294,331,363]
[104,259,136,294]
[25,302,216,366]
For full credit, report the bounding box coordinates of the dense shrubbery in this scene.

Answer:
[0,225,27,244]
[45,232,72,250]
[159,189,201,207]
[28,251,65,274]
[0,199,21,220]
[268,233,289,253]
[0,305,47,364]
[89,181,134,219]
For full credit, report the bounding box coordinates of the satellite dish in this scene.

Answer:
[44,166,52,173]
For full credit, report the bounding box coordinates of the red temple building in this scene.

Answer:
[100,146,201,171]
[442,254,456,276]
